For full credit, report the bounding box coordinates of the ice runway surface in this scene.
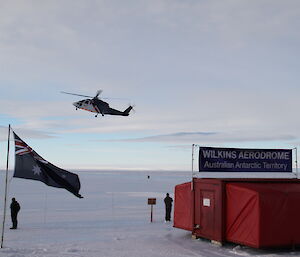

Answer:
[0,170,299,257]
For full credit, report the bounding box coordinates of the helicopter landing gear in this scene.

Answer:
[95,114,98,117]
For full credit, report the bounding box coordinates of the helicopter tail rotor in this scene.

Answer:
[95,90,103,98]
[130,104,136,113]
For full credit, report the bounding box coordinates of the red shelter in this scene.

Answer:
[174,178,300,248]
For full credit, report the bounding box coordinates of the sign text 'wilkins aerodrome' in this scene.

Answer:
[199,147,293,172]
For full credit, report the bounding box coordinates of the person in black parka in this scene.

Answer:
[164,193,173,222]
[10,198,20,229]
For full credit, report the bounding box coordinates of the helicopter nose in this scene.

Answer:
[73,102,78,107]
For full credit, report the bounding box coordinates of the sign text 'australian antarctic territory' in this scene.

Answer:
[199,147,292,172]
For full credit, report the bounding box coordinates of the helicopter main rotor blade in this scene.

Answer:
[101,97,130,100]
[61,91,93,98]
[61,90,129,101]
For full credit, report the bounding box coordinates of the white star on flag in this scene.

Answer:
[32,165,42,176]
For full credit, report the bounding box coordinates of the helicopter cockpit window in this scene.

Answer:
[84,100,89,104]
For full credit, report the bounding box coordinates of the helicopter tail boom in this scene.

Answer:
[102,105,133,116]
[123,106,133,116]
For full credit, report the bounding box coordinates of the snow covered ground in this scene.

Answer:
[0,170,299,257]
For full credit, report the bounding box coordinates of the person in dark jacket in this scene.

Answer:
[164,193,173,222]
[10,198,20,229]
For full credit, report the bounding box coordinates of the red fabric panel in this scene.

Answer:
[259,183,300,247]
[226,183,260,248]
[287,191,300,245]
[226,182,300,248]
[259,184,289,247]
[174,182,193,231]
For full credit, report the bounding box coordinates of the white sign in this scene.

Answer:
[203,198,210,207]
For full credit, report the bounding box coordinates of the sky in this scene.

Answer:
[0,0,300,171]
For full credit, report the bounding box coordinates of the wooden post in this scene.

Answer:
[148,198,156,223]
[150,205,153,222]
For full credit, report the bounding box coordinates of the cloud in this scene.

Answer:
[1,0,299,90]
[0,126,56,142]
[165,144,193,151]
[0,0,299,172]
[120,132,216,143]
[97,131,296,144]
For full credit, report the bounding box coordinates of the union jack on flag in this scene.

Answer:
[15,138,33,156]
[13,133,47,163]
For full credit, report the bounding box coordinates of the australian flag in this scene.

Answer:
[13,132,83,198]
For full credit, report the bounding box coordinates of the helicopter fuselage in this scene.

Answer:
[73,98,109,115]
[72,97,132,117]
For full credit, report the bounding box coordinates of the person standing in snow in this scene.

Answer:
[164,193,173,222]
[10,198,20,229]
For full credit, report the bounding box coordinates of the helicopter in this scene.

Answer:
[61,90,133,117]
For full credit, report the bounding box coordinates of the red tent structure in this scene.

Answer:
[174,178,300,249]
[174,182,193,231]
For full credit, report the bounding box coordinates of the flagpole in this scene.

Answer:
[1,124,11,248]
[295,147,298,179]
[191,144,194,191]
